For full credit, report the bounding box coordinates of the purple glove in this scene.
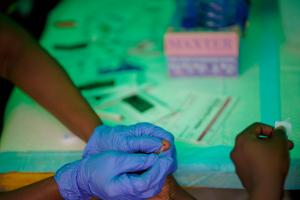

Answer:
[55,151,173,200]
[83,122,177,174]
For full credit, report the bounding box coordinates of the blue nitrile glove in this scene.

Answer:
[55,151,173,200]
[83,122,177,174]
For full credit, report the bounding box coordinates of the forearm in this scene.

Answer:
[0,14,101,141]
[0,177,63,200]
[6,42,101,140]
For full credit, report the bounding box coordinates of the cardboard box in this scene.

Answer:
[164,31,239,77]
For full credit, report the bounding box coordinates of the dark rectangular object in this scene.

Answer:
[53,43,88,50]
[78,80,115,90]
[123,95,153,113]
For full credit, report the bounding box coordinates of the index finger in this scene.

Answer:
[131,122,174,143]
[243,122,274,137]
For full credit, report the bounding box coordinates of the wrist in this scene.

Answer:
[82,125,110,158]
[250,189,283,200]
[249,181,284,200]
[81,121,103,142]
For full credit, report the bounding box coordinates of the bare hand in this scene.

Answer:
[230,122,293,199]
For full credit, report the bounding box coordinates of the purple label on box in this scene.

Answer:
[167,56,238,77]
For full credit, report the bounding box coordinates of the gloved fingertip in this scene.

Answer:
[160,155,176,172]
[146,137,164,150]
[159,155,173,165]
[131,136,163,153]
[145,153,159,165]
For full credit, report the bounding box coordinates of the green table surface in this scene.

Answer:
[1,0,299,189]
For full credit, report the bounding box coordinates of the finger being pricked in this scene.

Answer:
[241,122,274,139]
[233,122,273,146]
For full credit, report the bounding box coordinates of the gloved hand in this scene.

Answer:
[55,151,173,200]
[83,122,177,174]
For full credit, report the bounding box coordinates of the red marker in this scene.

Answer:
[198,97,231,141]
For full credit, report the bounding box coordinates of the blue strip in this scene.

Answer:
[259,0,281,124]
[0,151,82,173]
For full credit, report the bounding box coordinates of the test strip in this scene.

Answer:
[197,97,231,141]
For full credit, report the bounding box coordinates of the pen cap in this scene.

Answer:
[179,0,249,30]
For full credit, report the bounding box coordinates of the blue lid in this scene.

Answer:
[180,0,249,30]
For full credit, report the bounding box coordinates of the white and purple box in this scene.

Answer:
[164,32,239,77]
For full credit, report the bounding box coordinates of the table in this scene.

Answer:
[1,0,300,191]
